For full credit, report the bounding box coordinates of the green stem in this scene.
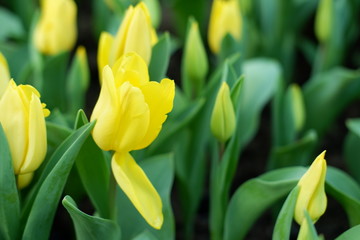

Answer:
[108,169,117,221]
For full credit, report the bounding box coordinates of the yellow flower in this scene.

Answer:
[98,2,157,79]
[208,0,242,54]
[33,0,77,55]
[294,151,327,225]
[0,52,10,97]
[0,80,50,177]
[210,82,236,143]
[91,52,175,229]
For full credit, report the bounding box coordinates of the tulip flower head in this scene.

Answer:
[91,52,175,229]
[34,0,77,55]
[0,52,10,97]
[294,151,327,225]
[0,80,50,188]
[98,2,157,80]
[208,0,242,53]
[211,82,236,143]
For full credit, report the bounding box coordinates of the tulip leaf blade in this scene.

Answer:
[335,224,360,240]
[22,121,95,240]
[0,6,25,41]
[116,154,175,240]
[326,167,360,226]
[272,186,299,240]
[62,195,120,240]
[344,118,360,183]
[0,124,20,240]
[149,32,171,82]
[73,110,111,219]
[224,167,306,240]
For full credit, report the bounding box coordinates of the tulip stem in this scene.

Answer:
[108,169,117,221]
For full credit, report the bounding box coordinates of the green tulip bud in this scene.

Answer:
[315,0,333,44]
[211,82,236,143]
[182,18,208,97]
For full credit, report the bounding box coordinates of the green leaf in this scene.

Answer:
[273,186,299,240]
[326,167,360,226]
[41,52,70,111]
[0,124,20,240]
[301,211,321,240]
[46,122,72,155]
[238,58,281,145]
[22,122,95,240]
[224,167,306,240]
[62,195,120,240]
[66,47,90,115]
[117,154,175,240]
[73,111,111,218]
[0,7,25,40]
[344,119,360,183]
[149,32,171,82]
[303,68,360,136]
[133,230,158,240]
[335,224,360,240]
[268,130,318,169]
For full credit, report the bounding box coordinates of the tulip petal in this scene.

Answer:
[0,80,28,174]
[111,152,163,229]
[134,78,175,150]
[17,172,34,189]
[112,52,149,88]
[123,5,152,65]
[114,81,150,152]
[110,6,134,65]
[91,66,120,151]
[98,32,115,80]
[294,151,327,224]
[19,93,47,173]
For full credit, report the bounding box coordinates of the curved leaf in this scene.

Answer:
[62,195,120,240]
[335,224,360,240]
[22,122,95,240]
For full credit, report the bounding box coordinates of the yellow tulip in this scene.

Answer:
[0,80,50,176]
[0,52,10,97]
[33,0,77,55]
[91,52,175,229]
[98,2,157,79]
[210,82,236,143]
[208,0,242,54]
[294,151,327,225]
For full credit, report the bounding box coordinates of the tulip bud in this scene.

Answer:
[208,0,242,54]
[17,172,34,189]
[288,84,305,132]
[182,18,208,97]
[0,52,10,97]
[34,0,77,55]
[98,2,157,79]
[294,151,327,225]
[0,80,50,180]
[315,0,333,44]
[211,82,236,142]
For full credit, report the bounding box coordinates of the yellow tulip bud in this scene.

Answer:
[17,172,34,189]
[34,0,77,55]
[315,0,333,44]
[294,151,327,225]
[208,0,242,53]
[98,2,157,80]
[182,18,208,96]
[0,52,10,97]
[91,52,175,153]
[211,82,236,143]
[0,80,50,176]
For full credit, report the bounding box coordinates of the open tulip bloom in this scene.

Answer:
[91,52,175,229]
